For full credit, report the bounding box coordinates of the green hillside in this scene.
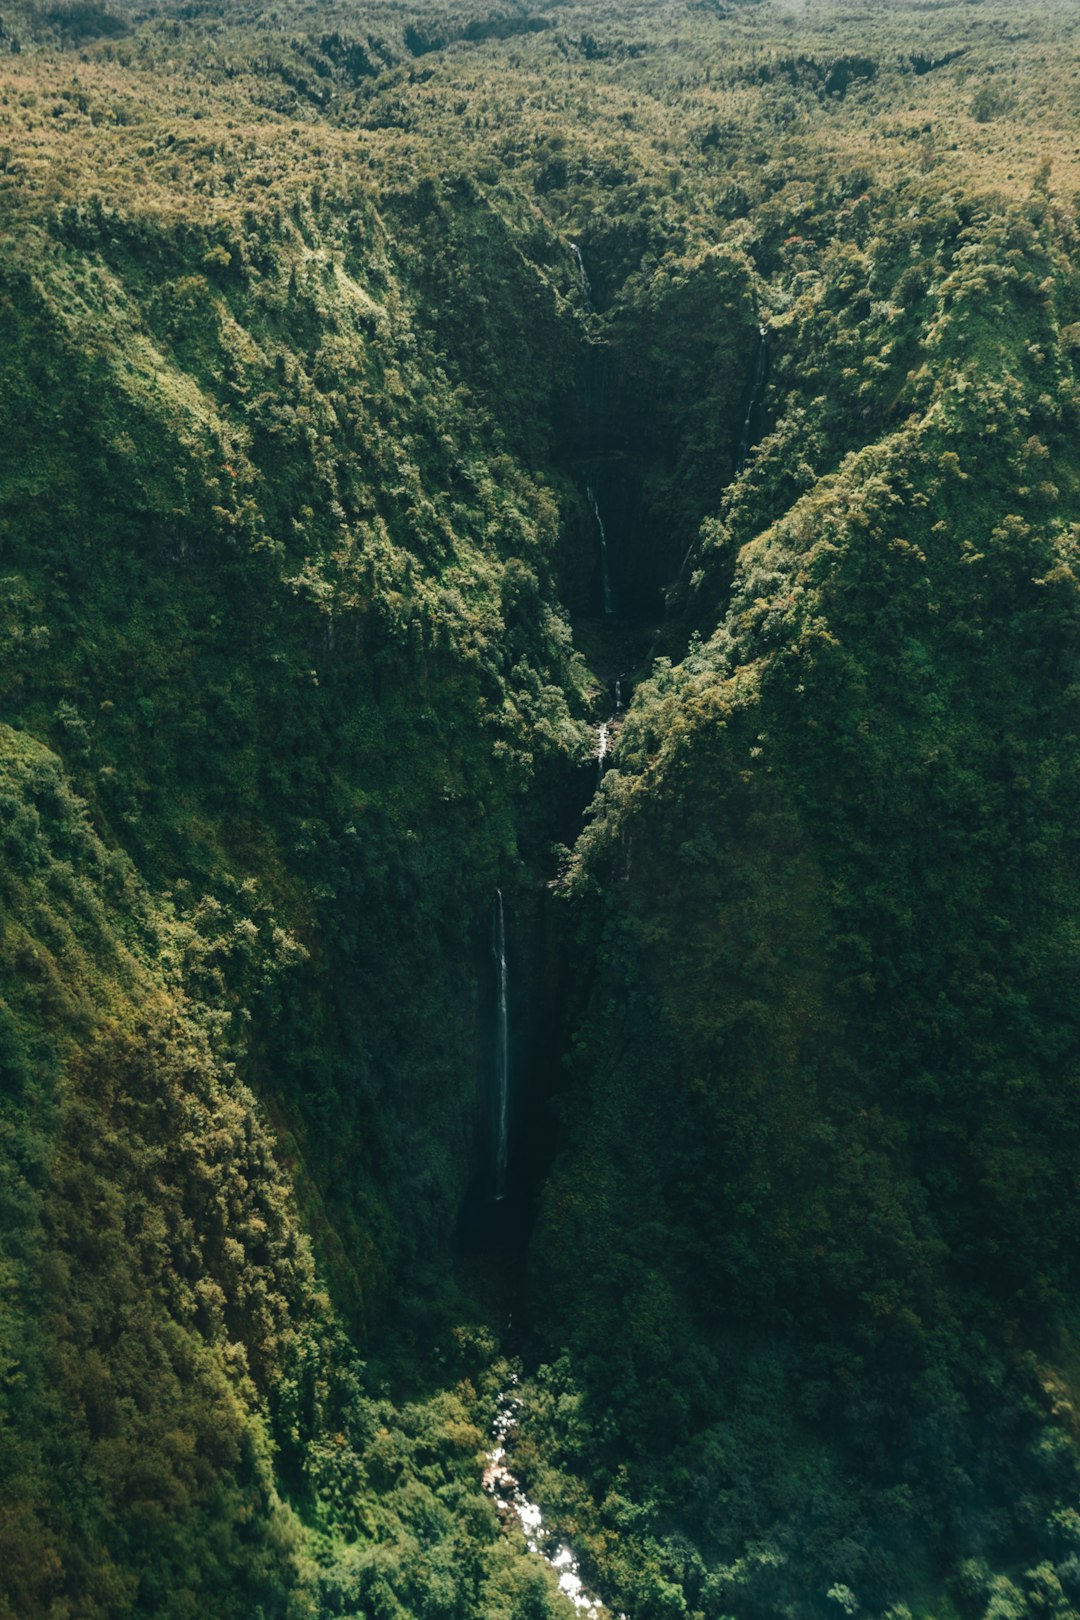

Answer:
[3,2,1080,1616]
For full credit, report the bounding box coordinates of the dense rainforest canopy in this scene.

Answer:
[4,0,1080,1616]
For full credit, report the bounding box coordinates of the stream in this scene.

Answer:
[484,1376,623,1618]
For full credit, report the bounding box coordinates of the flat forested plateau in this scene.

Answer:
[5,1,1080,1617]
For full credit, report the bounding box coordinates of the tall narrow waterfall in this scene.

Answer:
[587,478,614,617]
[736,325,769,472]
[493,889,510,1202]
[569,241,592,311]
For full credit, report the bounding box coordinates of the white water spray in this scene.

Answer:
[596,720,611,787]
[484,1379,623,1619]
[493,889,510,1202]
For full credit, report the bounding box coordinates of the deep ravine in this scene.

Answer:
[462,272,772,1618]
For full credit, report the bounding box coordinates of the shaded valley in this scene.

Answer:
[4,3,1080,1619]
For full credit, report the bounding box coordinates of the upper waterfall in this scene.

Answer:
[570,241,593,311]
[736,325,769,472]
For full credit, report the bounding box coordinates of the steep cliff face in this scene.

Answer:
[0,167,600,1615]
[529,193,1080,1617]
[5,1,1080,1616]
[0,178,592,1298]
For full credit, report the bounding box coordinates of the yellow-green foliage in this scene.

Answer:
[5,1,1080,1617]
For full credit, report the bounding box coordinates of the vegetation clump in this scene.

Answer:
[3,0,1080,1616]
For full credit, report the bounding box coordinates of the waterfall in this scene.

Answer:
[596,676,626,786]
[587,478,614,617]
[493,889,510,1202]
[673,324,769,589]
[569,240,592,311]
[735,324,769,473]
[596,720,610,787]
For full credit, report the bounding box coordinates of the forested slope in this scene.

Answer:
[3,1,1080,1617]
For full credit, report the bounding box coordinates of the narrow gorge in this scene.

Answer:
[455,234,764,1289]
[5,3,1080,1619]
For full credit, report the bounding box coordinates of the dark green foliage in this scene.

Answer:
[539,190,1080,1618]
[4,1,1080,1616]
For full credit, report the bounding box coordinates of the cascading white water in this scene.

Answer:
[484,1378,624,1619]
[735,324,769,472]
[595,678,626,787]
[493,889,510,1202]
[587,478,614,617]
[596,720,611,787]
[569,240,592,310]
